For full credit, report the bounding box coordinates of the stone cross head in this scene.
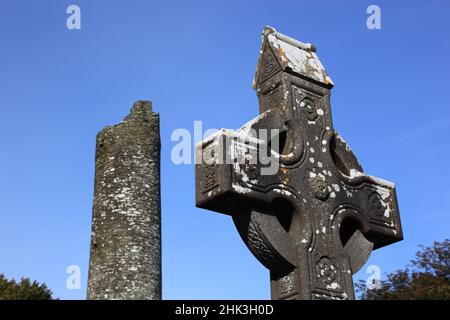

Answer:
[195,27,403,300]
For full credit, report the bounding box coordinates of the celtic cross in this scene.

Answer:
[195,27,403,300]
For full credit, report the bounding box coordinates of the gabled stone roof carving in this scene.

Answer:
[253,26,334,89]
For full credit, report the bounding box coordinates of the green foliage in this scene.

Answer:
[356,239,450,300]
[0,274,53,300]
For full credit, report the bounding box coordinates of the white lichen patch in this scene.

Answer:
[240,168,250,183]
[376,185,390,200]
[368,175,395,189]
[327,282,340,290]
[232,183,252,194]
[374,185,392,218]
[273,188,292,197]
[349,168,364,178]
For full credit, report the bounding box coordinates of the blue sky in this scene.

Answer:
[0,0,449,299]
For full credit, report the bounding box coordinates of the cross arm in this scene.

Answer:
[195,109,286,215]
[324,136,403,252]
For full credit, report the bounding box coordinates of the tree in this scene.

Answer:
[356,239,450,299]
[0,274,53,300]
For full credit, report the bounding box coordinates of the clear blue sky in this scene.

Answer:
[0,0,449,300]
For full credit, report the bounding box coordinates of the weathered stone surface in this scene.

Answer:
[87,100,161,300]
[195,27,403,300]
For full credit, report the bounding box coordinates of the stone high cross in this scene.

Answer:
[195,27,403,300]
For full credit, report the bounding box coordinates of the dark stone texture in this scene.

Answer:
[195,27,403,300]
[87,100,161,300]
